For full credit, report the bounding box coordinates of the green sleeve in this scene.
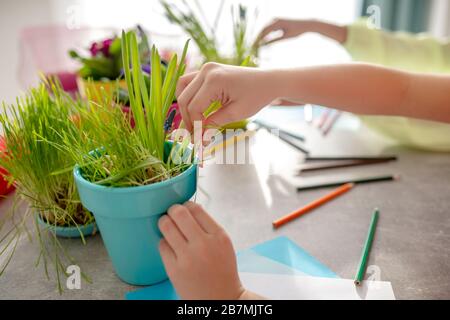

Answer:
[344,19,450,74]
[344,19,450,152]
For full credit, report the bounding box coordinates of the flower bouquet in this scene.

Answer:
[69,26,151,101]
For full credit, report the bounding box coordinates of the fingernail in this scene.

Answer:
[159,215,168,224]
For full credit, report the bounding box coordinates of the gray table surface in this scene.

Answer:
[1,108,449,299]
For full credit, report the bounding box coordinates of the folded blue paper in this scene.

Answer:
[236,250,307,276]
[125,236,337,300]
[249,236,338,278]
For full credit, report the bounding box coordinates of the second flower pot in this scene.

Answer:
[76,76,127,103]
[36,212,97,238]
[73,144,197,285]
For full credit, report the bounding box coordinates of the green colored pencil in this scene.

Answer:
[354,208,379,285]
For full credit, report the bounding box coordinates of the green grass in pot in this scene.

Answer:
[0,81,94,291]
[57,31,192,187]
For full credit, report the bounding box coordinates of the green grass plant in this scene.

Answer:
[161,1,262,66]
[0,80,94,292]
[55,31,192,187]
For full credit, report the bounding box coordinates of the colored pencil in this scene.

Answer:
[322,111,341,136]
[305,155,397,162]
[273,183,354,229]
[203,130,254,157]
[277,131,310,154]
[253,120,309,153]
[299,159,392,173]
[253,120,305,142]
[296,174,399,192]
[317,109,331,129]
[354,208,379,285]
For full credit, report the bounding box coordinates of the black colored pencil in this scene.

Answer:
[299,159,392,173]
[253,120,305,142]
[296,174,399,192]
[305,155,397,162]
[277,131,310,154]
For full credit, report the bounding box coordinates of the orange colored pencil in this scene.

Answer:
[272,183,354,229]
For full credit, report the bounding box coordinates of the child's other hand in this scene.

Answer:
[158,201,245,300]
[256,19,347,46]
[176,63,277,132]
[256,19,314,46]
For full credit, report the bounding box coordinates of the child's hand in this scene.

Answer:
[256,19,314,45]
[256,19,347,46]
[176,63,278,132]
[158,201,245,300]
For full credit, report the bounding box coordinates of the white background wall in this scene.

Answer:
[0,0,53,103]
[428,0,450,38]
[0,0,358,104]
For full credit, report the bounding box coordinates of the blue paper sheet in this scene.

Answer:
[125,236,337,300]
[250,236,338,278]
[236,250,307,276]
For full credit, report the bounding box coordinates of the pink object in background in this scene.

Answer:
[168,102,182,130]
[322,111,341,136]
[121,102,180,131]
[0,137,15,197]
[46,71,78,92]
[18,25,117,93]
[121,106,136,129]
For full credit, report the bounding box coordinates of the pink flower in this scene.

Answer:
[168,103,182,130]
[100,38,114,57]
[89,38,114,57]
[89,42,99,56]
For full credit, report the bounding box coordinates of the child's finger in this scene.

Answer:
[158,215,187,254]
[257,20,280,42]
[183,201,223,234]
[167,204,205,241]
[186,83,214,126]
[262,35,286,46]
[203,105,238,128]
[177,73,205,132]
[176,71,198,98]
[159,238,177,263]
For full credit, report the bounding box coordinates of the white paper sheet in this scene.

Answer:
[237,250,307,276]
[239,272,396,300]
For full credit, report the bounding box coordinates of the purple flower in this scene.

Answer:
[100,38,114,57]
[89,42,99,57]
[141,64,151,74]
[89,38,114,57]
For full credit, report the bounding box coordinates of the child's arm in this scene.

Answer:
[256,19,347,46]
[280,63,450,123]
[176,63,450,131]
[158,201,265,300]
[258,18,450,74]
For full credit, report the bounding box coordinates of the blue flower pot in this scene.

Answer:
[36,213,97,238]
[73,144,197,285]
